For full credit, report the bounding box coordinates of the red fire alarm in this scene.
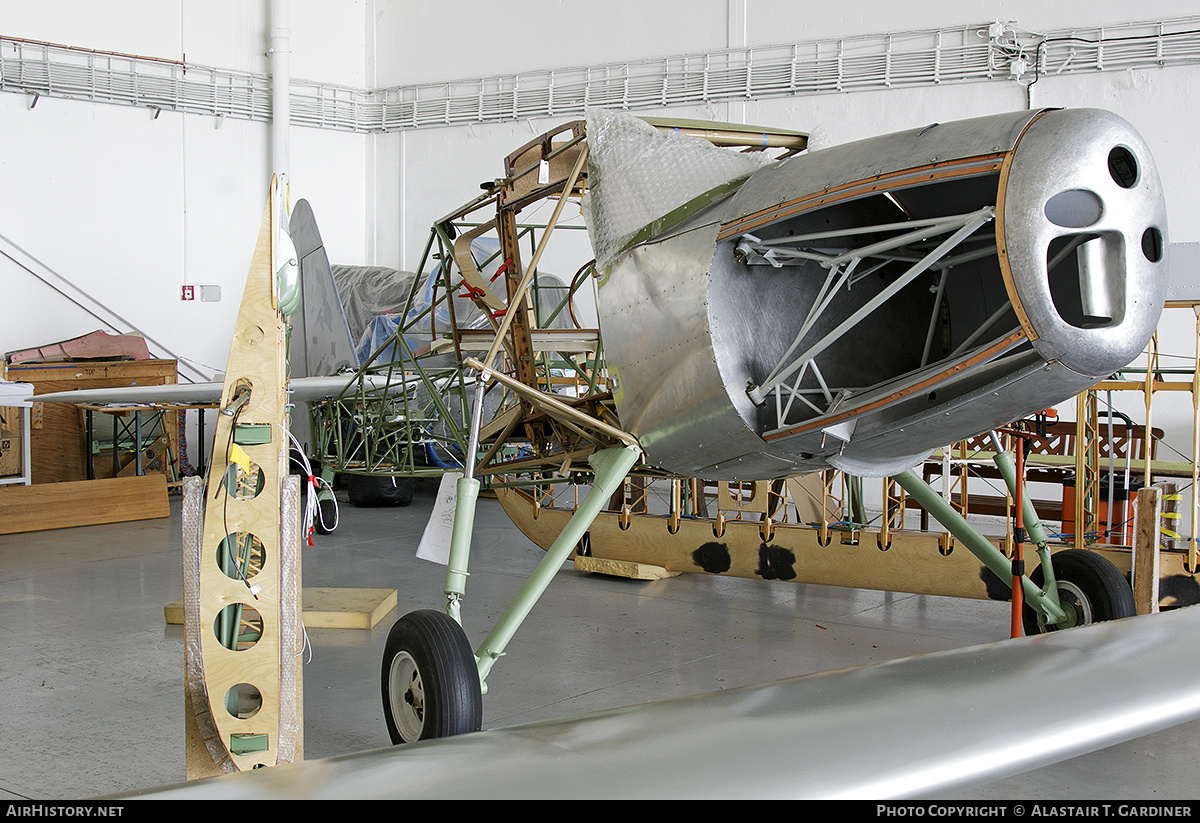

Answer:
[181,285,195,301]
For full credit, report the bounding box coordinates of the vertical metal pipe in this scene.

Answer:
[1012,434,1025,637]
[270,0,291,186]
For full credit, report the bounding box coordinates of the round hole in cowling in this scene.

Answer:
[1044,189,1103,228]
[1108,146,1139,189]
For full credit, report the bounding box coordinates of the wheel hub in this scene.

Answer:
[388,651,425,741]
[1041,580,1092,631]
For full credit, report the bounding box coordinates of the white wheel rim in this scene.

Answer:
[1058,580,1094,626]
[388,651,425,741]
[1040,580,1094,632]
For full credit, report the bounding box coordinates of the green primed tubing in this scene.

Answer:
[474,445,642,686]
[893,470,1066,624]
[991,449,1052,548]
[444,476,480,624]
[987,433,1069,621]
[987,434,1052,551]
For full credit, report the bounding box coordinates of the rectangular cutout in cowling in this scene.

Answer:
[1047,233,1125,329]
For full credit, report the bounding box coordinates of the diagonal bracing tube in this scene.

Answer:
[892,468,1067,626]
[747,206,995,407]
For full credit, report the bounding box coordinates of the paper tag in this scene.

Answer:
[416,472,464,565]
[538,158,550,185]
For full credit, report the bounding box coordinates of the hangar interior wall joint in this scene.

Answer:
[2,17,1200,131]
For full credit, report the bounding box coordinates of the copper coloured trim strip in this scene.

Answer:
[994,110,1051,344]
[762,329,1029,443]
[717,154,1006,243]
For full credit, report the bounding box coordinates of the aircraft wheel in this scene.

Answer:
[381,609,482,744]
[314,496,338,534]
[1023,549,1135,635]
[349,474,416,507]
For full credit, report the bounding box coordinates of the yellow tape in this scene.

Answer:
[228,442,252,473]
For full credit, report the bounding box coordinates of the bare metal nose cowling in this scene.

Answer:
[592,108,1168,480]
[999,108,1168,380]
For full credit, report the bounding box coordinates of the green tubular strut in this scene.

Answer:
[464,444,642,692]
[444,475,479,627]
[987,432,1063,625]
[893,469,1067,626]
[444,380,488,628]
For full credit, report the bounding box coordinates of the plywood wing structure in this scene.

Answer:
[184,179,303,775]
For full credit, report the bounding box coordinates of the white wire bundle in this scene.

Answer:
[286,428,338,539]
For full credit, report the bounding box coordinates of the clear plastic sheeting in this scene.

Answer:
[340,238,575,368]
[329,265,421,350]
[276,475,302,765]
[582,108,772,271]
[181,476,235,774]
[338,244,494,368]
[181,475,303,773]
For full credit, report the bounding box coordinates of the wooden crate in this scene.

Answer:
[3,360,178,484]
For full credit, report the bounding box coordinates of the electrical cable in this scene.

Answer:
[286,427,338,539]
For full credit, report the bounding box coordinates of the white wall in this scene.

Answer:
[0,0,370,377]
[2,0,1198,456]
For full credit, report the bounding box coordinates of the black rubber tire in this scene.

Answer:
[381,609,483,744]
[1023,549,1136,635]
[314,496,338,534]
[348,474,416,507]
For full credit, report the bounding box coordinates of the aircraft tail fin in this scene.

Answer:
[286,200,359,381]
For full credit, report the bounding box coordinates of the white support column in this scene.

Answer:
[270,0,291,188]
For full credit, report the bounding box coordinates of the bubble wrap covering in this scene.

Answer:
[583,108,772,271]
[183,475,303,771]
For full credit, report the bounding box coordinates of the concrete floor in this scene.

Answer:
[2,479,1199,800]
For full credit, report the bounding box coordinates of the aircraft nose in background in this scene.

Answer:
[999,108,1168,379]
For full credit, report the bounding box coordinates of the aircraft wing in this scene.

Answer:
[108,605,1200,799]
[26,374,399,406]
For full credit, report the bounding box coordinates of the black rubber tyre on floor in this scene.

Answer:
[1023,549,1136,635]
[314,495,338,534]
[381,609,483,744]
[348,474,416,507]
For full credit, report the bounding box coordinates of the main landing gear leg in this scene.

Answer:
[380,443,642,744]
[895,466,1136,632]
[893,468,1070,628]
[473,444,643,687]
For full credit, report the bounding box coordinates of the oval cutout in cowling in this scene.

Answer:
[1044,189,1103,228]
[1109,145,1139,188]
[1142,227,1164,263]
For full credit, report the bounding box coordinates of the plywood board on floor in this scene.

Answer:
[0,474,169,534]
[574,555,680,580]
[165,587,397,630]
